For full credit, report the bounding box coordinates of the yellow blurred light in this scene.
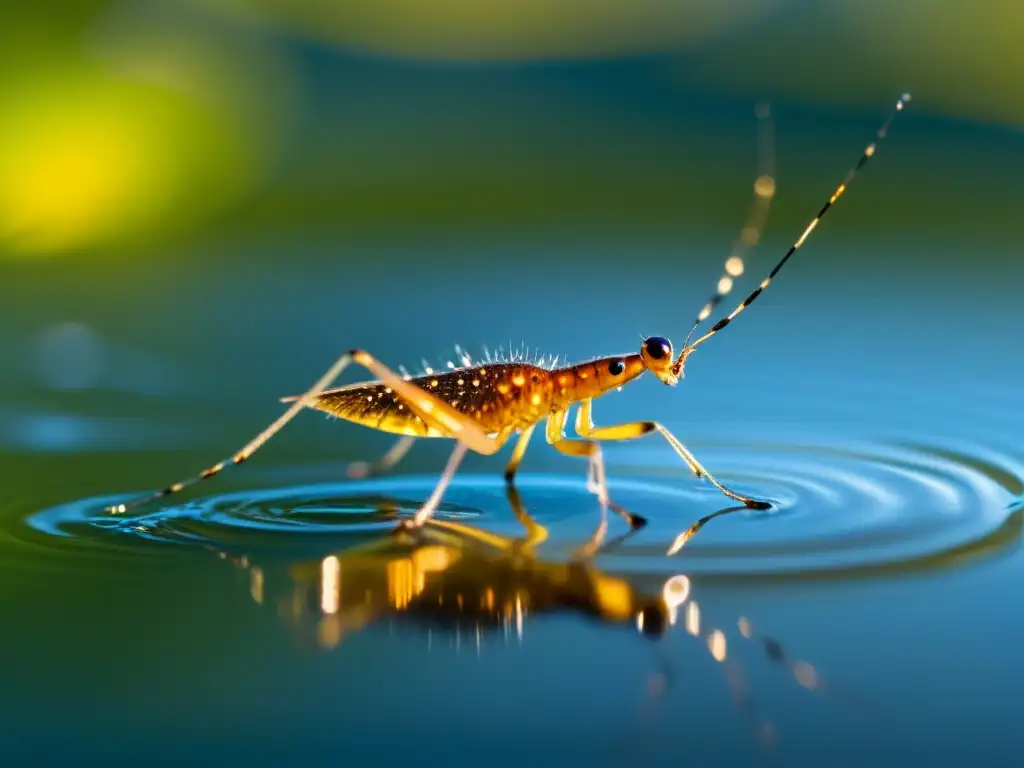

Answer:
[0,17,290,257]
[317,617,343,649]
[387,557,417,610]
[411,545,456,573]
[0,68,247,256]
[0,89,170,254]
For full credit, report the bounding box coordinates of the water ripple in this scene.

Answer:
[18,436,1024,580]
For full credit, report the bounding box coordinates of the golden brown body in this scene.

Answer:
[295,354,648,438]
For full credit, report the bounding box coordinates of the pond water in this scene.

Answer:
[3,228,1023,766]
[2,79,1023,765]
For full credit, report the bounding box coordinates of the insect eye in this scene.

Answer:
[644,336,672,360]
[608,359,626,376]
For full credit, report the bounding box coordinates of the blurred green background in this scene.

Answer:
[1,0,1020,261]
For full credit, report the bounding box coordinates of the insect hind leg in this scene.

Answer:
[108,347,507,517]
[106,348,361,514]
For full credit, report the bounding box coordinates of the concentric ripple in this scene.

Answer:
[21,436,1024,579]
[598,437,1024,576]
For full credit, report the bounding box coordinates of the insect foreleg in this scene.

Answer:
[573,399,771,511]
[545,411,644,530]
[503,424,536,483]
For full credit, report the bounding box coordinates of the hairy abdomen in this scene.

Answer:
[286,364,557,437]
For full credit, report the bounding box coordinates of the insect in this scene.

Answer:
[108,93,912,529]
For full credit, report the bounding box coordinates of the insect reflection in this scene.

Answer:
[222,486,838,749]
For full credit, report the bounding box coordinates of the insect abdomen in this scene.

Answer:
[302,384,443,437]
[285,363,557,437]
[415,364,555,431]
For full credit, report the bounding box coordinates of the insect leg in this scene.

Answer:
[503,424,536,483]
[392,427,511,529]
[402,427,518,528]
[347,349,507,456]
[401,440,470,528]
[346,435,417,479]
[109,347,509,515]
[430,481,550,552]
[106,348,360,514]
[574,399,771,510]
[318,350,519,528]
[545,411,645,530]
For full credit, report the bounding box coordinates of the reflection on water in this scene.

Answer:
[14,414,1022,760]
[6,229,1024,763]
[217,486,838,753]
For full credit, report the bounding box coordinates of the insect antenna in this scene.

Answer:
[674,93,912,374]
[682,102,777,351]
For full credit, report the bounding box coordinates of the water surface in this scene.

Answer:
[3,229,1024,766]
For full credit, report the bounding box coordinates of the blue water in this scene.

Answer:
[3,234,1024,765]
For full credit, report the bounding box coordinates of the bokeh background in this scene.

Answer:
[2,0,1020,260]
[3,0,1021,459]
[2,1,1023,765]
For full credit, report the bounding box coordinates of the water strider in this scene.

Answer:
[106,94,912,538]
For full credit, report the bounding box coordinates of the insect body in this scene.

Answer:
[275,341,731,526]
[107,94,912,535]
[293,356,649,439]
